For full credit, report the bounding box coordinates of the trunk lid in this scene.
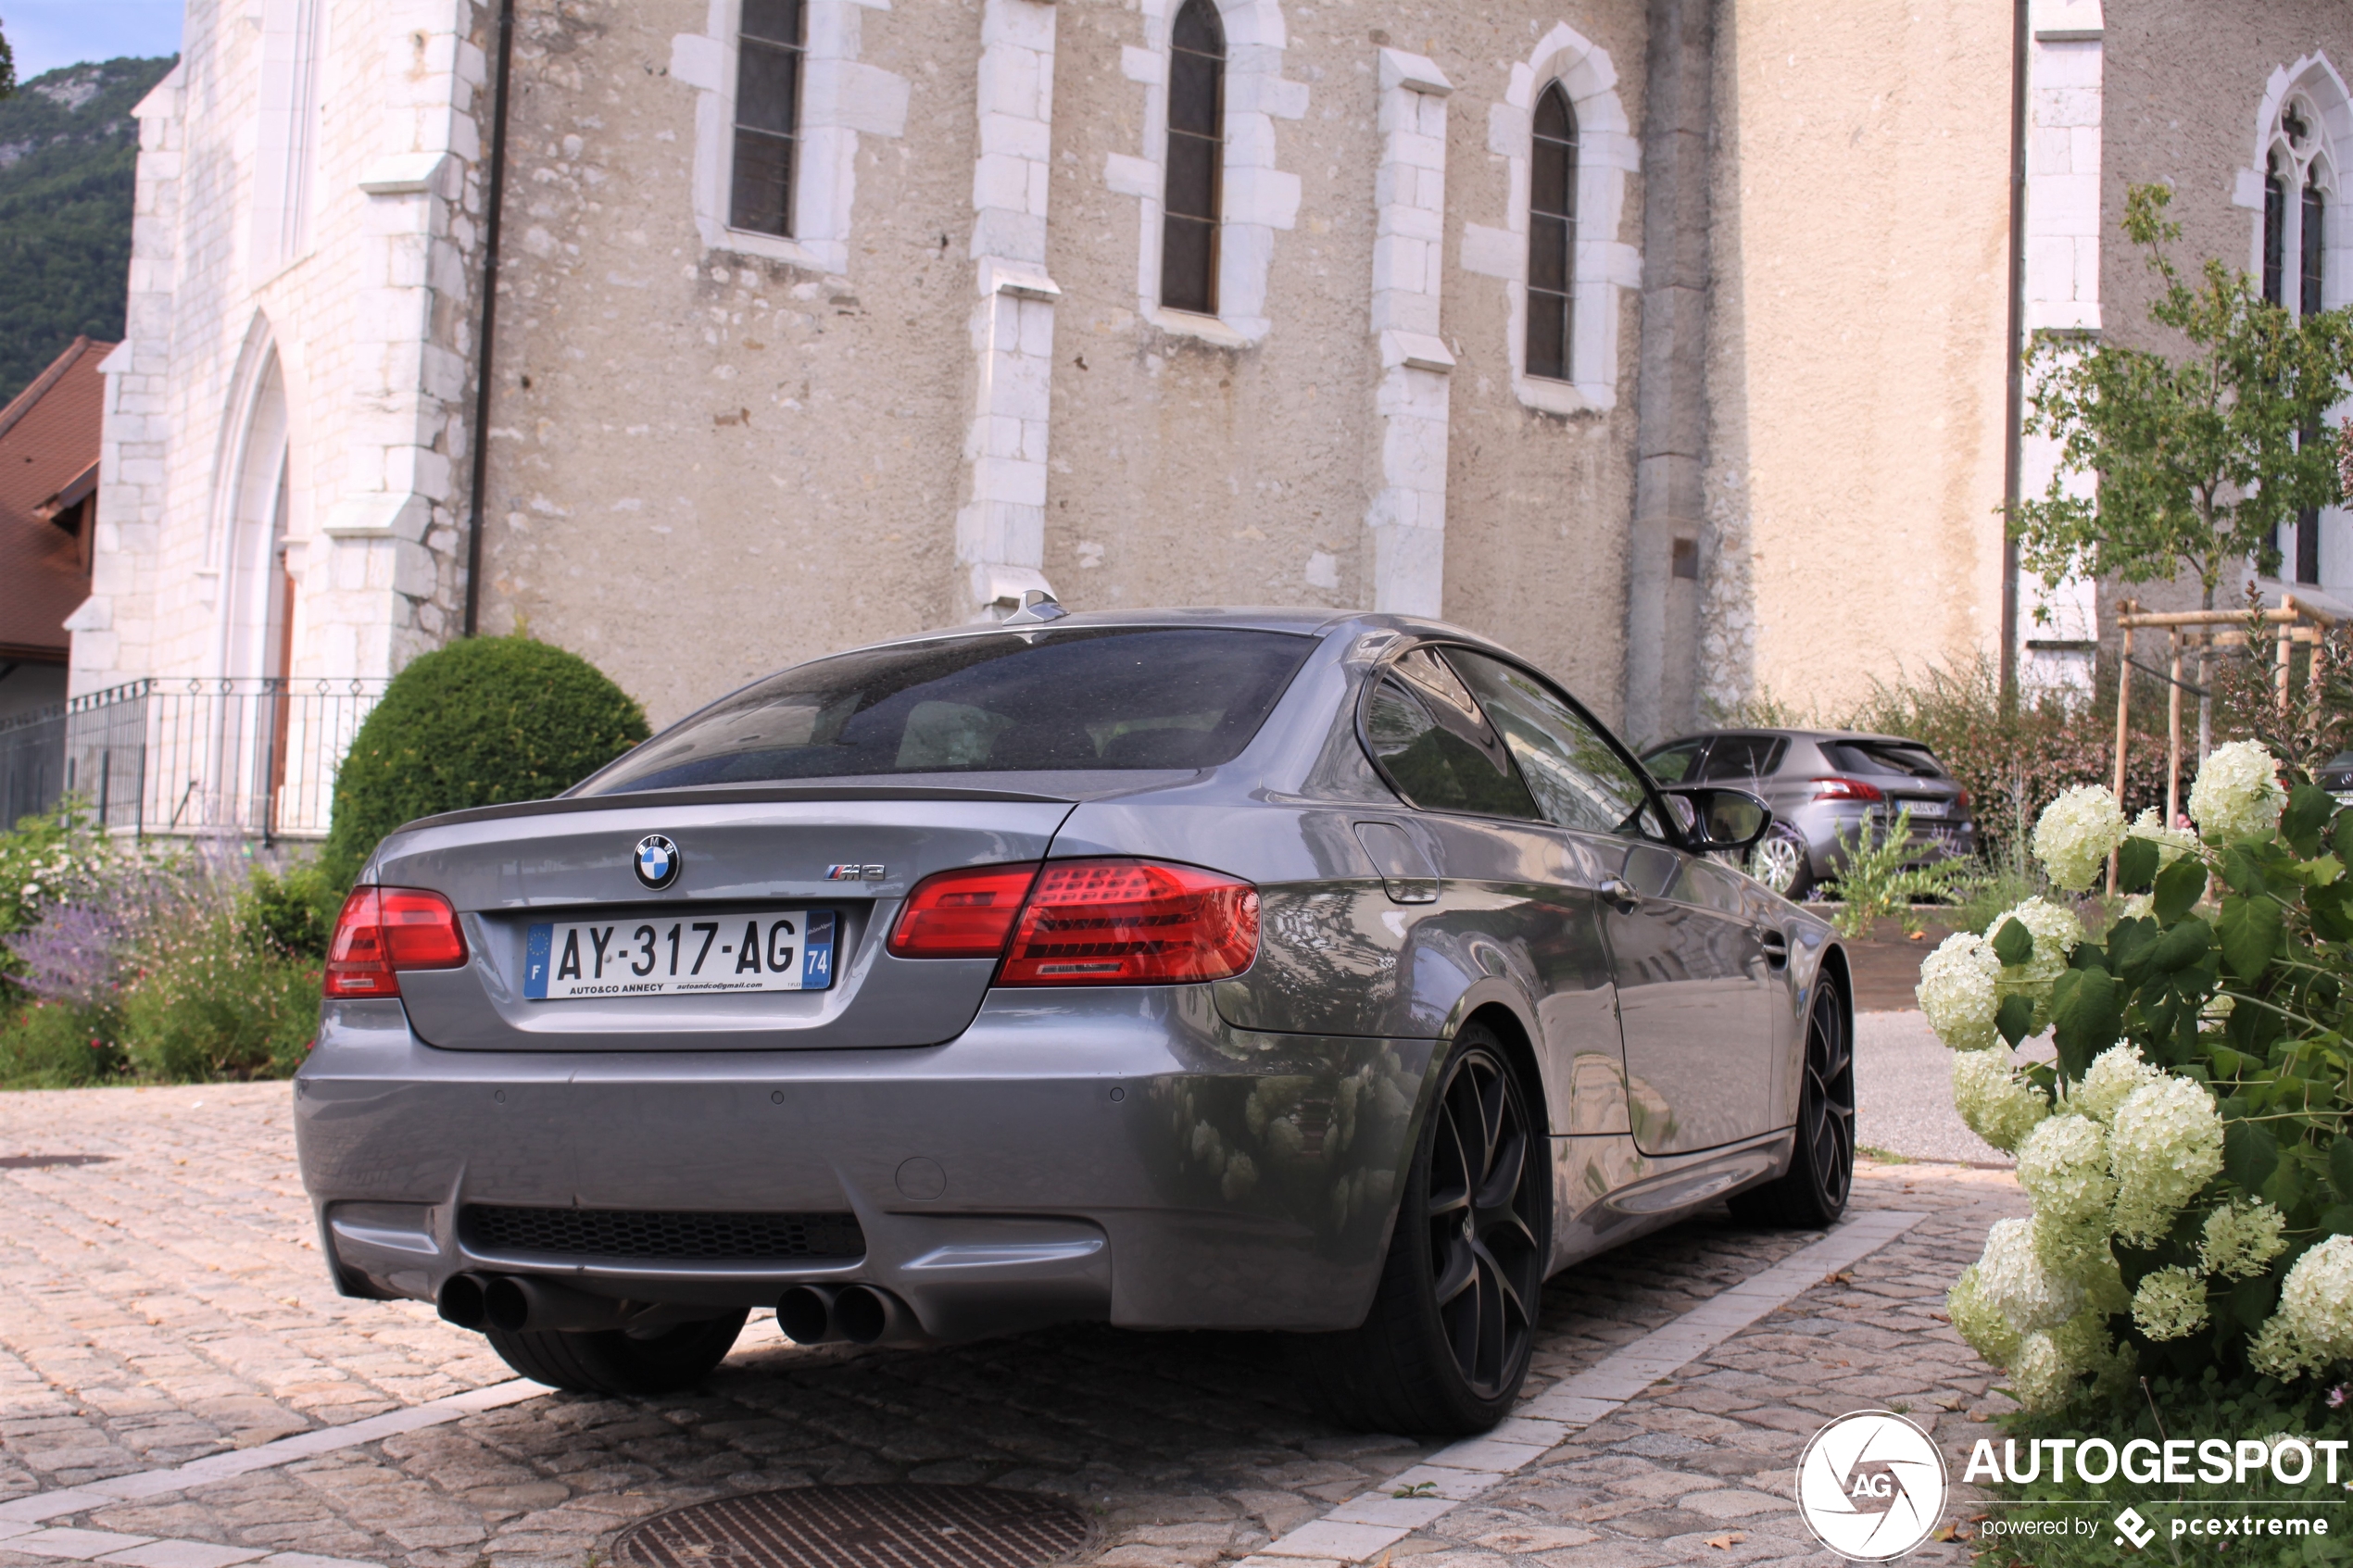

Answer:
[373,788,1076,1051]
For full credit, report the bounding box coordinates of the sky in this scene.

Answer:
[4,1,182,82]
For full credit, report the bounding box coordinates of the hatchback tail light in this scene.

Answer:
[887,864,1041,959]
[1956,789,1971,812]
[998,859,1259,985]
[323,886,469,998]
[1810,776,1884,803]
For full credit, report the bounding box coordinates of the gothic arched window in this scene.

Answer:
[2264,153,2288,306]
[2303,174,2326,318]
[731,0,806,236]
[1161,0,1225,314]
[1527,82,1578,382]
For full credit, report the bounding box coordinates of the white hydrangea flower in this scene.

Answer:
[2108,1075,2226,1247]
[2127,808,2199,868]
[2248,1311,2329,1382]
[2199,1200,2289,1280]
[1952,1047,2049,1153]
[1918,932,2003,1052]
[2016,1113,2117,1231]
[2132,1266,2210,1342]
[2188,739,2287,843]
[2033,785,2129,893]
[1976,1215,2084,1334]
[2008,1329,2073,1412]
[2067,1044,2162,1126]
[1985,897,2086,990]
[1948,1263,2021,1367]
[2275,1236,2353,1367]
[2120,893,2156,920]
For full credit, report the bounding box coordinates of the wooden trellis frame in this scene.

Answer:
[2106,595,2336,894]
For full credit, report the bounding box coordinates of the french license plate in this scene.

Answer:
[1899,799,1950,819]
[523,909,837,1000]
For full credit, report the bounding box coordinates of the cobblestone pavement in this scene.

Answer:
[0,1085,2027,1568]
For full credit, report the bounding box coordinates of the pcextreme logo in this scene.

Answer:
[1796,1411,1950,1561]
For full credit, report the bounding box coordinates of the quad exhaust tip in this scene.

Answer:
[777,1283,917,1346]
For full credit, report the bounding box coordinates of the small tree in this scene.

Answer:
[2015,184,2353,756]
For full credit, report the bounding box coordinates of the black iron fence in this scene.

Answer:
[0,677,387,839]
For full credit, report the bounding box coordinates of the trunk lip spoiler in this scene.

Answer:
[399,782,1086,834]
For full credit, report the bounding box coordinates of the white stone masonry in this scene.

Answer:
[956,0,1062,619]
[1365,49,1453,617]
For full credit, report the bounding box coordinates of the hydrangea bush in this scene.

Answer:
[1925,746,2353,1411]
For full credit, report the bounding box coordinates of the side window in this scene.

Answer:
[1447,650,1665,839]
[1161,0,1225,314]
[1363,650,1538,819]
[1642,739,1706,784]
[730,0,806,236]
[1700,734,1784,781]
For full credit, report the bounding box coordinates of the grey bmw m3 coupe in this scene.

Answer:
[296,607,1854,1434]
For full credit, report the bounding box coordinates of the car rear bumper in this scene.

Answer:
[295,992,1440,1338]
[1794,803,1975,872]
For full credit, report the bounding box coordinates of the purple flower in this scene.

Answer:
[2330,1384,2348,1411]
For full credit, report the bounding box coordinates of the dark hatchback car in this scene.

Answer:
[1640,730,1974,899]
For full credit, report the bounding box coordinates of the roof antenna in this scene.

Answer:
[1002,588,1069,624]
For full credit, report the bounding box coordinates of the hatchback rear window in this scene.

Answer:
[576,628,1314,794]
[1822,739,1947,779]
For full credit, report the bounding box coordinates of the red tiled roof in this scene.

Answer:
[0,336,109,661]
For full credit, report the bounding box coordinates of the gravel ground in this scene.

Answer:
[1854,1010,2016,1166]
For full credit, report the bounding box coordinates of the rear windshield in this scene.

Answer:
[576,627,1314,794]
[1822,739,1947,779]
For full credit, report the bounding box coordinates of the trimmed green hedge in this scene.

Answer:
[322,637,648,883]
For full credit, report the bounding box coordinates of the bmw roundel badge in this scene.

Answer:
[633,834,681,890]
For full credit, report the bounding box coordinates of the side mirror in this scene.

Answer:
[1662,786,1773,854]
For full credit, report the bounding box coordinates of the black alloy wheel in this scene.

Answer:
[483,1309,749,1396]
[1307,1024,1549,1434]
[1730,977,1854,1227]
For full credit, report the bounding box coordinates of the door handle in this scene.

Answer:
[1601,877,1640,912]
[1758,929,1789,968]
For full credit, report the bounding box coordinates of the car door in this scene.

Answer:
[1445,652,1780,1155]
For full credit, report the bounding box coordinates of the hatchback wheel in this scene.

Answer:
[484,1309,749,1396]
[1729,978,1853,1227]
[1748,822,1813,898]
[1307,1024,1548,1434]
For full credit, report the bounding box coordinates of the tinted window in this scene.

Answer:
[1822,739,1947,780]
[580,628,1311,794]
[1448,650,1664,839]
[1701,734,1786,780]
[1642,739,1706,784]
[1363,649,1538,819]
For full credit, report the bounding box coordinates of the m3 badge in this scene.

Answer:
[826,864,887,881]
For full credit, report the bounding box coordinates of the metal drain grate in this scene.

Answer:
[613,1485,1093,1568]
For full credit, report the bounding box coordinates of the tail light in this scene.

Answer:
[323,886,469,998]
[887,864,1040,958]
[1956,789,1971,812]
[1810,776,1884,803]
[999,859,1258,985]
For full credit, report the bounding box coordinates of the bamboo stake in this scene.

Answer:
[2276,621,2294,714]
[2111,606,2134,898]
[2168,629,2183,828]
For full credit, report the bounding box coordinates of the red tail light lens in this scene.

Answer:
[1810,776,1884,803]
[1956,789,1971,812]
[323,886,469,998]
[998,859,1259,985]
[887,864,1041,958]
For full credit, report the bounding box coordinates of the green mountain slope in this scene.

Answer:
[0,56,178,404]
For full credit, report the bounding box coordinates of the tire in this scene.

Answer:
[483,1309,749,1396]
[1307,1024,1550,1435]
[1748,822,1814,899]
[1729,977,1854,1228]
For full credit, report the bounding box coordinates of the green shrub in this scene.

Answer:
[321,635,649,884]
[0,997,127,1086]
[117,904,320,1082]
[245,860,347,961]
